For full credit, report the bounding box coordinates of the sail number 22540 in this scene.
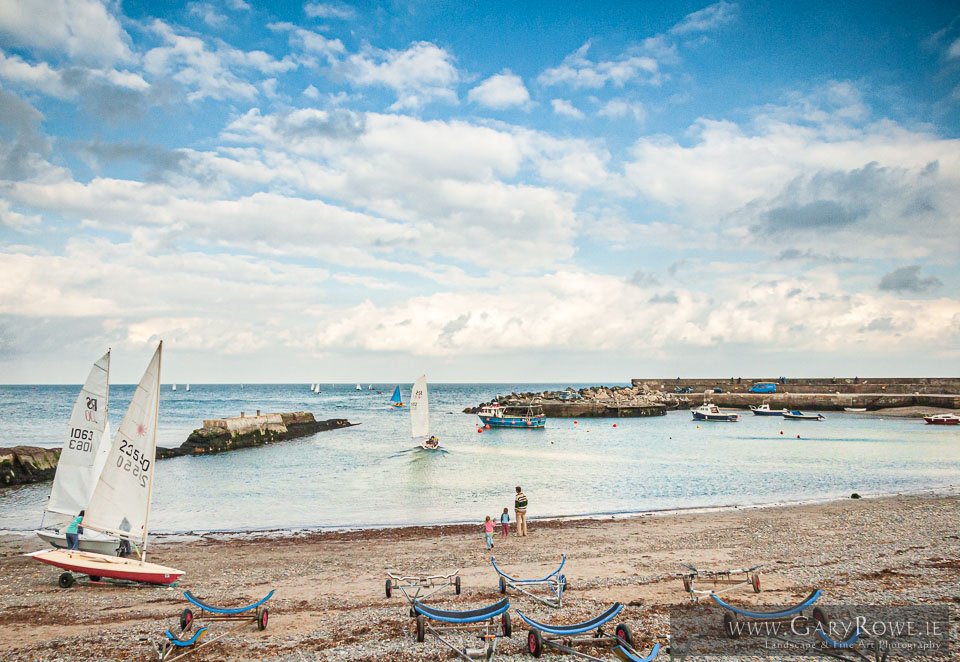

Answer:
[117,439,151,488]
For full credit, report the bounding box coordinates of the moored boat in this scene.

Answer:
[843,407,867,412]
[923,413,959,425]
[749,404,785,416]
[477,404,546,428]
[783,410,825,421]
[691,404,740,422]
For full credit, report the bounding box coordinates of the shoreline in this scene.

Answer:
[4,483,957,540]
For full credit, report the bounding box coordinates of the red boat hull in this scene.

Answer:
[31,550,184,585]
[924,418,959,425]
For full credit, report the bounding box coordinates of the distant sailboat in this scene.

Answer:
[356,383,362,391]
[410,375,438,450]
[171,384,176,391]
[368,384,373,390]
[389,386,404,408]
[185,384,190,392]
[35,351,119,555]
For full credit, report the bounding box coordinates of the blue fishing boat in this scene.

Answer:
[477,404,546,428]
[389,386,404,408]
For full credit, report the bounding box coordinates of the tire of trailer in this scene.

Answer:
[528,629,543,657]
[58,572,74,588]
[258,608,269,631]
[416,614,426,643]
[615,623,633,648]
[455,575,461,595]
[502,611,512,638]
[385,578,392,598]
[180,608,193,631]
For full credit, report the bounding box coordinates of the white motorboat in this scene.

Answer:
[691,403,740,422]
[783,410,825,420]
[749,404,785,416]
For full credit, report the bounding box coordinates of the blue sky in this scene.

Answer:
[0,0,958,383]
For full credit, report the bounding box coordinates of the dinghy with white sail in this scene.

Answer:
[30,342,185,586]
[35,351,120,555]
[410,375,439,450]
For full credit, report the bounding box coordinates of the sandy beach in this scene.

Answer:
[1,491,957,661]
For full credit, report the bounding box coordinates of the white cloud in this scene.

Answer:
[948,37,960,59]
[0,0,134,65]
[269,22,345,63]
[538,42,659,89]
[342,41,459,109]
[303,84,320,99]
[669,1,738,35]
[304,2,356,20]
[596,98,645,122]
[551,98,584,119]
[0,199,41,229]
[468,71,530,109]
[188,2,227,28]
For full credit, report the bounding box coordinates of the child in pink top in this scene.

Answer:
[483,516,495,549]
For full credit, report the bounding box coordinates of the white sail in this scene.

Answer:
[46,351,111,518]
[83,343,162,546]
[410,375,429,439]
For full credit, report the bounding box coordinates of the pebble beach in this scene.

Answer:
[2,490,957,661]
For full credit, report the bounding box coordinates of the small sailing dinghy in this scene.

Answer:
[356,383,362,391]
[389,385,404,408]
[35,351,120,555]
[30,342,185,587]
[410,375,439,450]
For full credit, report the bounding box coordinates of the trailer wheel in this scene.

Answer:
[615,623,634,648]
[385,578,392,598]
[502,611,512,637]
[409,607,416,617]
[682,575,692,593]
[258,608,269,631]
[528,629,543,657]
[455,575,461,595]
[179,608,193,631]
[752,573,761,593]
[812,607,829,630]
[89,575,101,582]
[723,611,740,639]
[58,572,74,588]
[499,576,506,594]
[415,615,426,642]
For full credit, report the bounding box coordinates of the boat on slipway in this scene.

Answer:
[783,410,825,421]
[30,342,185,587]
[749,404,785,416]
[34,350,120,555]
[477,404,546,428]
[691,404,740,422]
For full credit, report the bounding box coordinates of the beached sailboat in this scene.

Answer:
[410,375,438,450]
[30,342,185,586]
[389,386,404,408]
[35,351,119,555]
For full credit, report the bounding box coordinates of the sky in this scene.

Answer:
[0,0,959,383]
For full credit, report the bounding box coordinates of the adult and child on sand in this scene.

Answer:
[484,486,528,549]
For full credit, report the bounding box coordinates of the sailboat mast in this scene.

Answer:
[140,340,162,564]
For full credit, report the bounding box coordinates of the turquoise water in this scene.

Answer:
[1,383,958,533]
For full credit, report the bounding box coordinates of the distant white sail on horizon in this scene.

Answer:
[410,375,429,439]
[46,351,112,519]
[83,342,162,548]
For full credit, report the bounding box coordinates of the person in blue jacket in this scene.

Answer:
[65,510,84,550]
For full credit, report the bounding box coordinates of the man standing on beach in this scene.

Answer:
[515,486,528,536]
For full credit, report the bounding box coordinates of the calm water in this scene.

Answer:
[1,383,958,533]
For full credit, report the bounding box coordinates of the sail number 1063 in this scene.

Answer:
[117,440,151,488]
[68,428,95,452]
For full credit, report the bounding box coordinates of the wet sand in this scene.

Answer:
[1,491,958,661]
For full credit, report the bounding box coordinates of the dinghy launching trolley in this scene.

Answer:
[492,554,567,608]
[680,563,762,602]
[519,602,660,661]
[412,597,513,661]
[386,568,461,614]
[711,589,827,640]
[154,590,274,661]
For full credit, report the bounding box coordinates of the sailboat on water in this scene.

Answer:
[410,375,439,450]
[185,384,190,392]
[29,342,185,586]
[35,351,119,555]
[356,383,362,391]
[389,386,404,408]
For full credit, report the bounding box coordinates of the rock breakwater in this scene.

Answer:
[467,385,679,417]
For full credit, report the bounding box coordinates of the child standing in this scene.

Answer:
[500,508,510,537]
[483,515,495,549]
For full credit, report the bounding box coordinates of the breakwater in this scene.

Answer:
[467,386,671,417]
[156,411,355,458]
[0,446,60,487]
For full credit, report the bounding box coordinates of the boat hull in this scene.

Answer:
[750,409,784,416]
[691,412,740,422]
[783,414,824,421]
[30,549,184,585]
[478,415,546,428]
[35,530,120,556]
[924,417,959,425]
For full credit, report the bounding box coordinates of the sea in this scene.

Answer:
[1,383,958,534]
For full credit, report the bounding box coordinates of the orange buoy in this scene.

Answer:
[477,428,483,434]
[612,423,617,427]
[484,424,490,429]
[797,434,801,439]
[780,430,784,435]
[574,421,578,424]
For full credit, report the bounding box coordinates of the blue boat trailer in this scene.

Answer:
[680,563,762,602]
[413,597,513,661]
[155,590,274,661]
[492,555,567,608]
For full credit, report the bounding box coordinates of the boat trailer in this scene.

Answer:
[680,563,762,602]
[386,568,461,613]
[519,601,662,662]
[413,597,513,661]
[154,590,273,661]
[492,554,567,608]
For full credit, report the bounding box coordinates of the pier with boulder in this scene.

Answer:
[0,446,61,487]
[467,385,674,417]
